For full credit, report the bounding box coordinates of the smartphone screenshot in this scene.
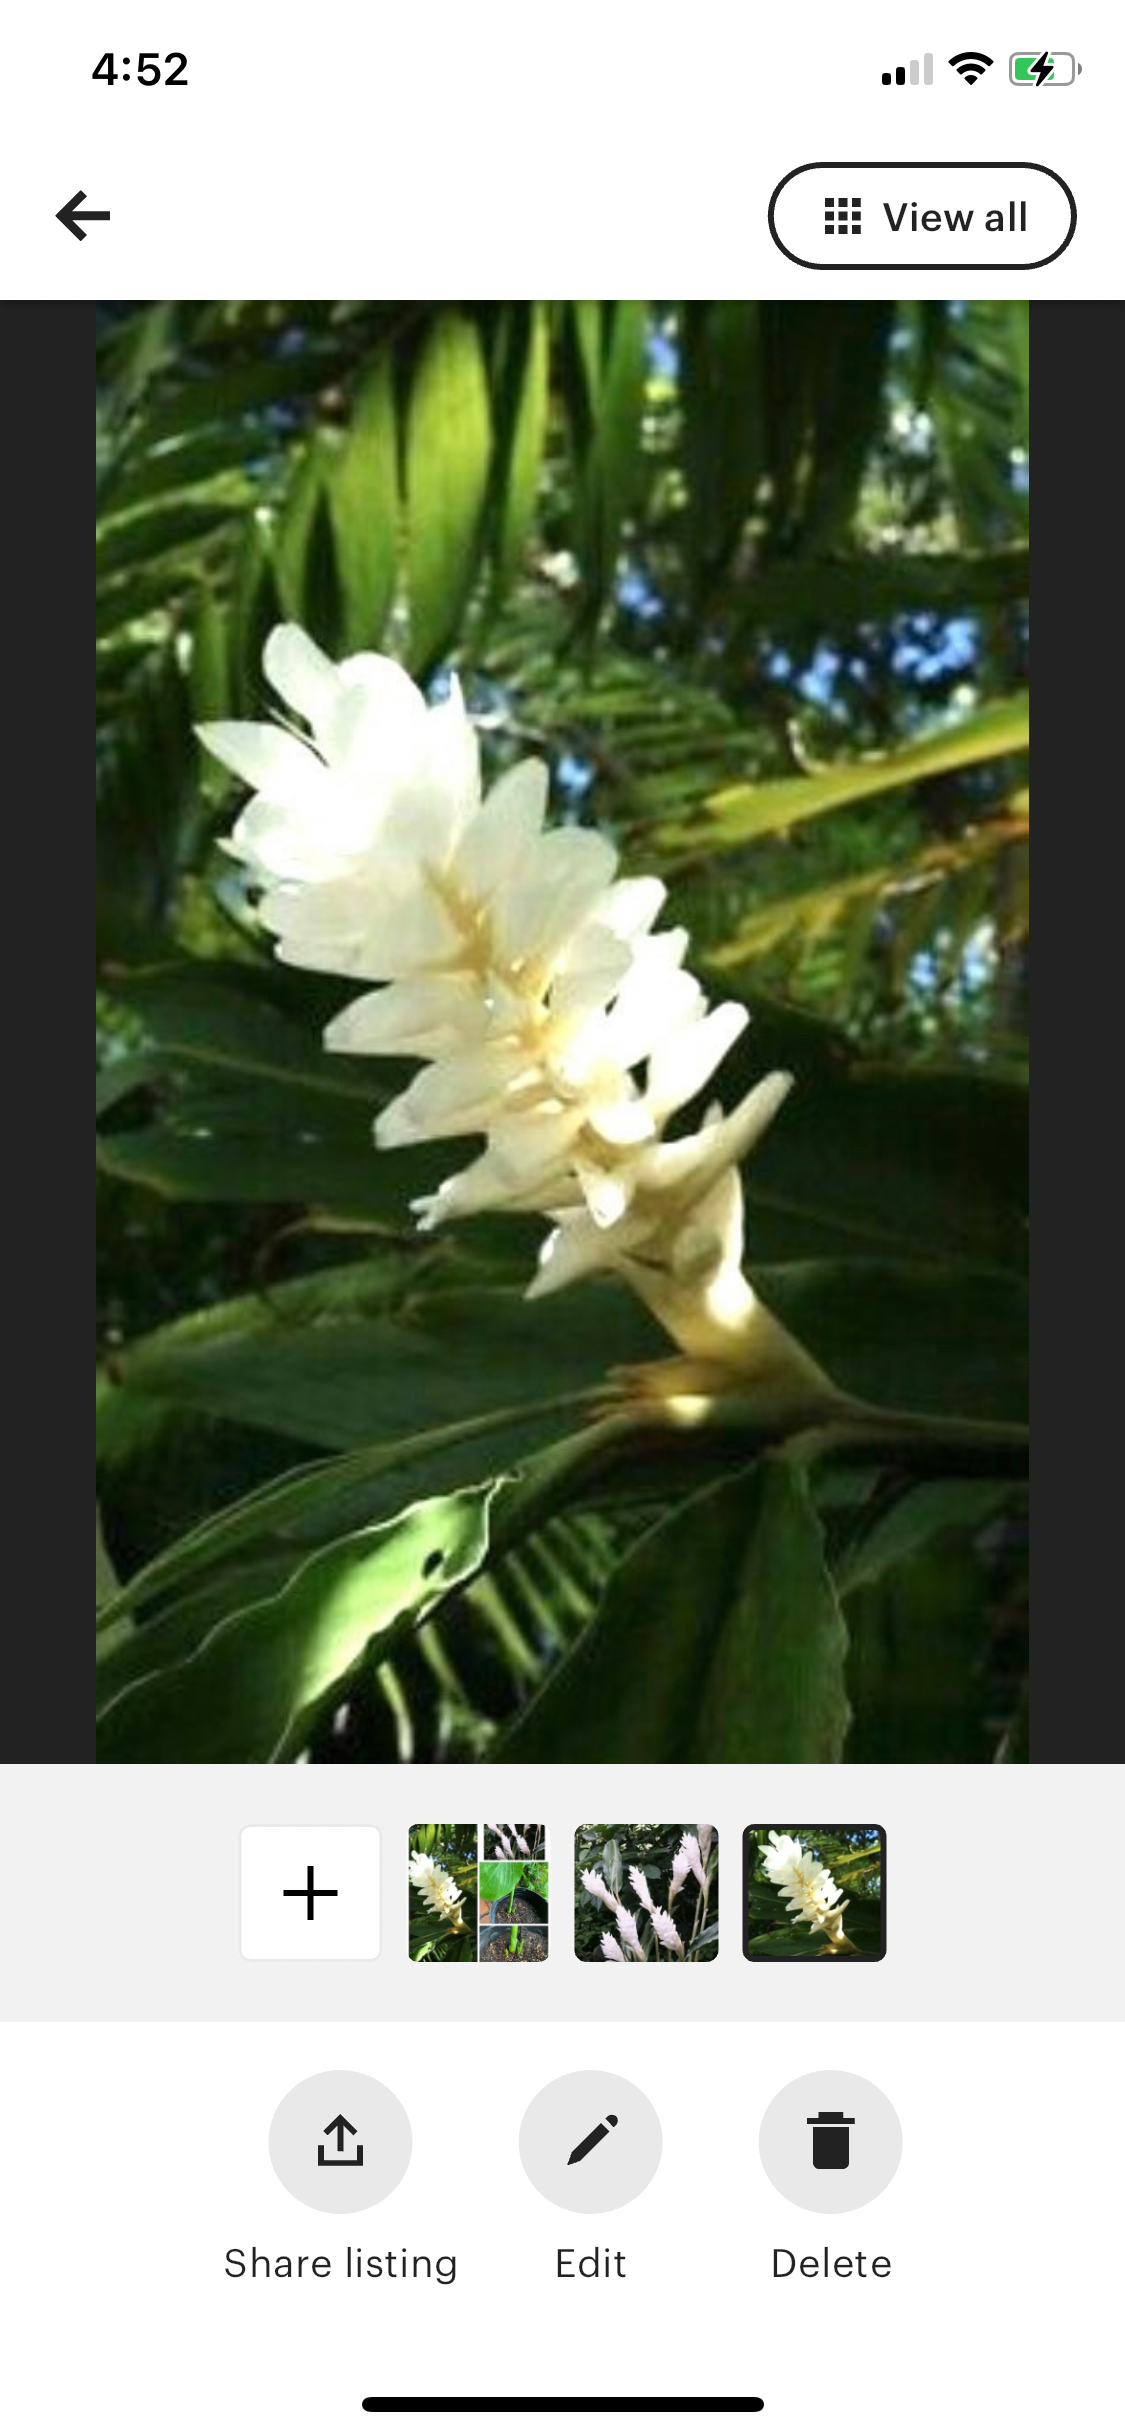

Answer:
[1,4,1111,2427]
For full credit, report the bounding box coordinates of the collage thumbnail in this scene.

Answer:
[409,1825,549,1963]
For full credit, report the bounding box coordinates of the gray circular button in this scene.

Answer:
[519,2070,661,2212]
[268,2070,411,2213]
[759,2070,901,2213]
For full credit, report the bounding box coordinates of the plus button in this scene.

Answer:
[282,1864,338,1921]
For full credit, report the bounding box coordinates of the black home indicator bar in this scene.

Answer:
[361,2404,765,2415]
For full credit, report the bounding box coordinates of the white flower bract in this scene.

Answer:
[669,1843,693,1901]
[628,1863,657,1914]
[612,1903,647,1961]
[650,1905,685,1956]
[199,626,794,1351]
[678,1829,708,1892]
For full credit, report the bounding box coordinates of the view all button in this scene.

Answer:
[769,161,1076,268]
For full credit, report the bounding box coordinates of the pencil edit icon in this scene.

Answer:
[568,2112,619,2165]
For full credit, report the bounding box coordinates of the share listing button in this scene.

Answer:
[769,161,1076,268]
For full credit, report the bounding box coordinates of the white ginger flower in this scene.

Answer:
[494,1831,515,1859]
[758,1831,849,1938]
[613,1904,647,1961]
[601,1932,626,1962]
[408,1848,465,1929]
[582,1868,619,1913]
[199,627,793,1365]
[515,1832,531,1856]
[759,1831,804,1879]
[650,1906,685,1956]
[628,1864,657,1914]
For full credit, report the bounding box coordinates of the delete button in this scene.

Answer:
[770,160,1075,268]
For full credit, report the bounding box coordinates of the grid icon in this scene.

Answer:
[823,195,862,237]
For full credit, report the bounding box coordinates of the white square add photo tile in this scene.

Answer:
[240,1827,380,1961]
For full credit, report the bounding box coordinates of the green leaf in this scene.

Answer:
[995,1681,1029,1763]
[490,305,550,598]
[479,1860,524,1904]
[106,1269,660,1452]
[745,1929,828,1960]
[844,1531,1000,1764]
[96,496,239,581]
[406,314,492,673]
[601,1838,623,1896]
[94,1393,595,1640]
[736,545,1028,633]
[275,431,344,650]
[658,694,1029,858]
[96,1483,498,1763]
[761,1264,1028,1423]
[95,1552,296,1710]
[188,583,230,725]
[564,302,648,619]
[796,304,896,554]
[681,302,765,592]
[834,1478,1019,1596]
[707,994,1028,1278]
[495,1458,849,1763]
[131,345,357,447]
[231,515,285,714]
[409,1910,475,1960]
[95,959,453,1221]
[329,354,399,651]
[708,808,1028,987]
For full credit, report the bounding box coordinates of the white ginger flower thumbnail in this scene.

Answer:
[408,1848,465,1928]
[582,1869,619,1913]
[199,627,793,1360]
[601,1932,626,1962]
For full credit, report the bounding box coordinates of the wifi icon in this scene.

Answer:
[949,50,994,83]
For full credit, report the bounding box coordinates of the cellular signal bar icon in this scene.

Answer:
[882,55,933,85]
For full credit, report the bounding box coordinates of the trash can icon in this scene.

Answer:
[807,2109,855,2169]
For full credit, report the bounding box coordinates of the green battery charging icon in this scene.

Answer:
[1009,51,1079,84]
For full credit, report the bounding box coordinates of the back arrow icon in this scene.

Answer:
[57,190,111,241]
